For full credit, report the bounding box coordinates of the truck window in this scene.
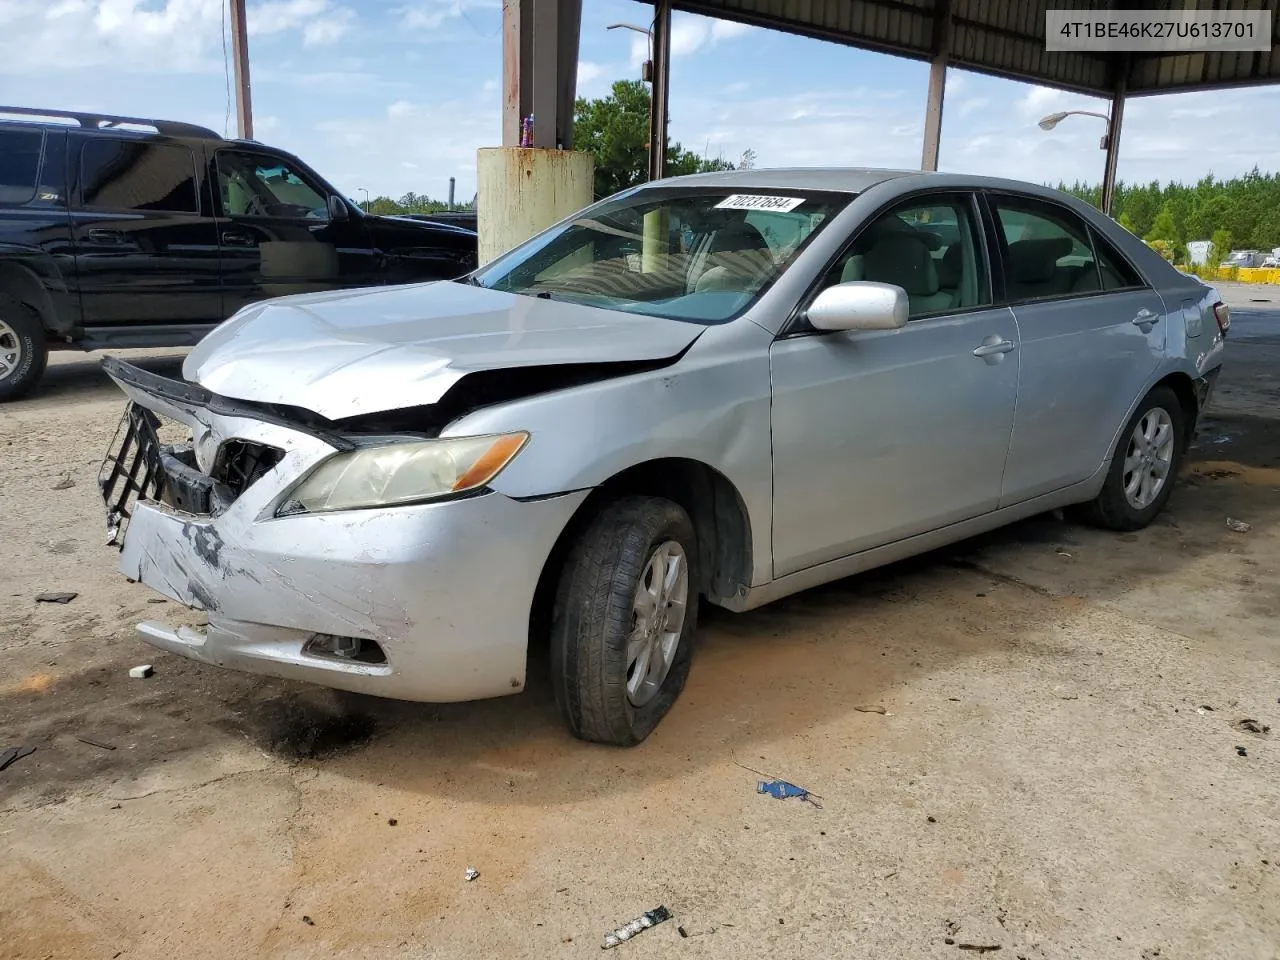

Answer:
[80,139,200,214]
[0,128,43,206]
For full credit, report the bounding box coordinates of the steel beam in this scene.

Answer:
[648,0,672,181]
[501,0,582,149]
[920,0,950,172]
[1101,78,1125,216]
[228,0,253,140]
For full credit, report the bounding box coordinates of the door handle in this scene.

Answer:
[220,230,255,247]
[85,228,127,244]
[1132,308,1160,326]
[972,338,1017,358]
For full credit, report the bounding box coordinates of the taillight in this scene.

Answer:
[1213,301,1230,333]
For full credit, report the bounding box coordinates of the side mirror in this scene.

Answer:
[328,194,350,220]
[806,281,908,332]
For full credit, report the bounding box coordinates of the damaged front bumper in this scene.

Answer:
[100,358,586,702]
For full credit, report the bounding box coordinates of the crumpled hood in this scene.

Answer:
[184,282,702,420]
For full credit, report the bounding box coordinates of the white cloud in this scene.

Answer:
[303,9,356,46]
[0,0,221,74]
[398,0,500,32]
[935,81,1280,186]
[252,0,355,45]
[0,0,354,74]
[711,19,752,41]
[577,61,604,84]
[955,96,990,118]
[387,99,417,120]
[628,12,753,67]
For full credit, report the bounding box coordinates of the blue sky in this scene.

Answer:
[3,0,1278,205]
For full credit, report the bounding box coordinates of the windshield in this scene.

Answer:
[472,188,851,324]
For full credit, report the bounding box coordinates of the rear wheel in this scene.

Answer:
[0,294,48,402]
[1077,386,1185,531]
[550,496,698,746]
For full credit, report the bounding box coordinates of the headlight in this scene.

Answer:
[277,432,528,515]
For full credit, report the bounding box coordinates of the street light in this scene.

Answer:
[1038,109,1121,216]
[358,187,370,212]
[1038,110,1112,149]
[607,22,654,82]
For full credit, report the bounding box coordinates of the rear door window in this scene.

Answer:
[80,139,200,214]
[1091,229,1146,290]
[0,128,43,205]
[991,196,1104,301]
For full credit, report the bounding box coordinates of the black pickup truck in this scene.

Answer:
[0,106,477,400]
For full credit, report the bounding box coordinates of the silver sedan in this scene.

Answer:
[100,168,1227,745]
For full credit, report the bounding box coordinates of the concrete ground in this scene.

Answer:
[2,285,1278,960]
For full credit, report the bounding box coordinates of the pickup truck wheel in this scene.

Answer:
[1077,386,1185,531]
[0,294,48,402]
[550,496,699,746]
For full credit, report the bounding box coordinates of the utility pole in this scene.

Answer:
[229,0,253,140]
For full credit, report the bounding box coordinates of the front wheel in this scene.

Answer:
[1077,385,1186,531]
[0,294,48,402]
[550,496,699,746]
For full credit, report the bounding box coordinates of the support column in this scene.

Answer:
[1100,79,1125,217]
[482,0,593,265]
[502,0,581,149]
[920,0,950,172]
[228,0,253,140]
[648,0,672,181]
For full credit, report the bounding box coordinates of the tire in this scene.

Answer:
[0,294,48,402]
[550,496,699,746]
[1076,386,1186,531]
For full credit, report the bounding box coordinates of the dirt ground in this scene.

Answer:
[2,283,1278,960]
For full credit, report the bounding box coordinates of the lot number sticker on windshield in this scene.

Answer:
[714,194,805,213]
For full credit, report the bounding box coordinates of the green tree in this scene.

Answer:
[1145,207,1176,242]
[1208,228,1234,267]
[368,195,402,216]
[574,80,739,199]
[1116,212,1136,233]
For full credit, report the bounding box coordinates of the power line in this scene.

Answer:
[457,0,501,39]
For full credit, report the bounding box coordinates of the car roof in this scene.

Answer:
[659,167,920,193]
[657,167,1090,205]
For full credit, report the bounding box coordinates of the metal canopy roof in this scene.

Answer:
[672,0,1280,96]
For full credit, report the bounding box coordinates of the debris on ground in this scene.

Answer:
[387,818,398,826]
[853,704,887,714]
[1236,718,1271,735]
[601,906,671,949]
[128,665,154,679]
[734,757,823,808]
[0,746,37,772]
[464,867,479,882]
[52,473,75,490]
[301,915,314,926]
[76,735,116,751]
[1055,547,1072,558]
[1236,746,1249,757]
[757,779,820,806]
[957,944,1001,953]
[1226,517,1252,533]
[35,591,77,604]
[147,598,167,604]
